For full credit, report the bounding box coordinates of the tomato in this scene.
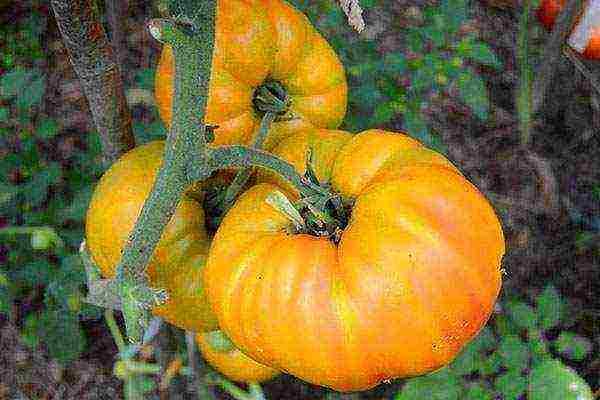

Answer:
[537,0,600,59]
[197,331,280,383]
[85,141,218,332]
[204,129,505,391]
[154,0,347,150]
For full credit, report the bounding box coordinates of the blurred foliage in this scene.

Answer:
[0,8,103,364]
[290,0,501,153]
[395,285,595,400]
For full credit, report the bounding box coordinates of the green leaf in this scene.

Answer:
[419,25,445,48]
[496,370,527,400]
[0,271,13,317]
[506,300,538,330]
[495,314,520,337]
[441,0,467,35]
[497,335,530,371]
[464,42,502,69]
[554,332,593,361]
[451,327,497,375]
[382,53,408,75]
[407,29,424,54]
[528,360,593,400]
[456,71,489,120]
[0,183,20,210]
[16,74,45,110]
[17,259,54,287]
[22,162,63,207]
[527,329,550,363]
[134,68,156,90]
[58,185,94,223]
[0,67,35,99]
[35,118,59,139]
[21,312,42,349]
[536,285,563,330]
[395,368,462,400]
[479,351,502,375]
[39,307,86,363]
[403,107,429,142]
[464,383,494,400]
[0,107,9,121]
[372,102,396,125]
[410,64,435,92]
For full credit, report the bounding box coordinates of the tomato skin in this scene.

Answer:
[205,130,505,391]
[197,332,280,383]
[537,0,600,59]
[85,141,218,332]
[154,0,347,150]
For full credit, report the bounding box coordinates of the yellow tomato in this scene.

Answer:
[85,141,218,332]
[154,0,347,150]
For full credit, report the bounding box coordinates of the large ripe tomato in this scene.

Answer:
[154,0,347,150]
[537,0,600,59]
[197,331,280,383]
[85,141,218,332]
[204,129,505,391]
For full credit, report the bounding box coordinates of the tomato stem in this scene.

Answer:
[218,112,278,217]
[253,80,291,116]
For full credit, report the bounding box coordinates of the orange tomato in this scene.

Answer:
[205,129,505,391]
[85,141,218,332]
[154,0,347,150]
[197,331,280,383]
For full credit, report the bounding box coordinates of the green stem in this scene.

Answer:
[113,2,217,344]
[213,376,254,400]
[219,112,277,214]
[186,330,217,400]
[105,310,126,353]
[517,0,532,146]
[205,145,329,199]
[248,383,267,400]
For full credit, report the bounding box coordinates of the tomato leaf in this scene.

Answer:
[505,300,538,330]
[464,383,494,400]
[528,360,593,400]
[395,368,462,400]
[464,42,502,69]
[536,284,563,330]
[497,335,530,372]
[495,370,527,400]
[554,332,593,361]
[456,71,489,120]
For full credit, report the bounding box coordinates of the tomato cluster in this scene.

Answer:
[85,0,505,392]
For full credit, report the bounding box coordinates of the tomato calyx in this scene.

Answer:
[290,150,351,242]
[252,79,292,118]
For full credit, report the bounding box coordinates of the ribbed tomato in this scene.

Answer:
[154,0,347,150]
[197,331,280,383]
[204,129,505,391]
[85,141,218,332]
